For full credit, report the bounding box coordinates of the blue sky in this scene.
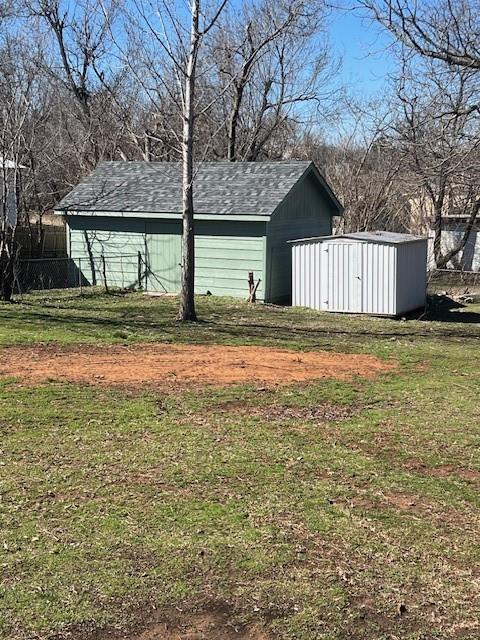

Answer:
[329,5,396,100]
[51,0,396,102]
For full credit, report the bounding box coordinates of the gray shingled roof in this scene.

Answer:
[55,160,340,217]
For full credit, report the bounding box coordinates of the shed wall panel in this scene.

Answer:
[396,242,427,314]
[291,241,326,309]
[327,242,363,312]
[67,216,267,297]
[194,221,266,299]
[145,220,182,292]
[360,243,396,315]
[325,240,397,315]
[291,236,427,315]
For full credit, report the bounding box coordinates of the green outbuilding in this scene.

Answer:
[55,161,342,302]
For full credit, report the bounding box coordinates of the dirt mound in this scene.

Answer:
[0,343,394,388]
[127,611,270,640]
[214,400,355,422]
[94,605,273,640]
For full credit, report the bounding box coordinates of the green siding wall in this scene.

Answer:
[195,221,265,299]
[67,216,145,289]
[265,172,334,302]
[66,215,266,298]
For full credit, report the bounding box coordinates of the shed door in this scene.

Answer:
[326,242,363,313]
[145,222,182,292]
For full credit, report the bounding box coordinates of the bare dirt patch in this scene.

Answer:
[213,400,355,422]
[96,605,273,640]
[404,459,480,483]
[0,343,394,388]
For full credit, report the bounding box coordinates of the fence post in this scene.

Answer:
[137,251,143,290]
[101,254,109,294]
[78,257,82,295]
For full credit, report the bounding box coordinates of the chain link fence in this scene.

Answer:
[14,254,480,299]
[428,268,480,294]
[14,253,146,294]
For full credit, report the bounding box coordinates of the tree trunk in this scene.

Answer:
[83,230,97,286]
[144,133,152,162]
[227,73,250,161]
[177,0,199,322]
[0,224,16,302]
[432,202,443,266]
[432,177,447,267]
[436,199,480,269]
[227,86,242,162]
[0,250,15,301]
[0,171,15,301]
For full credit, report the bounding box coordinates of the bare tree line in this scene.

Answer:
[0,0,339,310]
[1,0,480,304]
[361,0,480,267]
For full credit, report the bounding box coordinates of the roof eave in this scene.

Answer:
[54,208,270,222]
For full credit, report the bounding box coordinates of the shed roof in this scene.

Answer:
[343,231,426,244]
[55,160,342,218]
[290,231,427,245]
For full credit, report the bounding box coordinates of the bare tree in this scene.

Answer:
[178,0,228,321]
[360,0,480,268]
[0,39,36,300]
[211,0,337,162]
[24,0,125,171]
[123,0,228,321]
[391,58,480,267]
[361,0,480,71]
[179,0,202,321]
[293,96,410,233]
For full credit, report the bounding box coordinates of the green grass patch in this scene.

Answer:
[0,291,479,639]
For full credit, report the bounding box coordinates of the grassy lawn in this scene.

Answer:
[1,290,479,639]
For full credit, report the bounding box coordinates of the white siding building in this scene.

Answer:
[290,231,428,316]
[427,224,480,272]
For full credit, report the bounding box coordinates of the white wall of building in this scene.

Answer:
[428,226,480,271]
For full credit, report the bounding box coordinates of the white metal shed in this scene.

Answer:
[290,231,428,316]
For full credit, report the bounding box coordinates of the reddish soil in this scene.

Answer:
[213,401,356,421]
[0,343,394,388]
[126,613,270,640]
[404,459,480,482]
[95,606,273,640]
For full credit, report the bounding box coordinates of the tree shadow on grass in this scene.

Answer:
[1,306,480,345]
[414,295,480,325]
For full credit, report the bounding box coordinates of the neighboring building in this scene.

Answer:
[427,216,480,271]
[16,212,67,259]
[409,193,480,271]
[54,161,343,302]
[290,231,428,316]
